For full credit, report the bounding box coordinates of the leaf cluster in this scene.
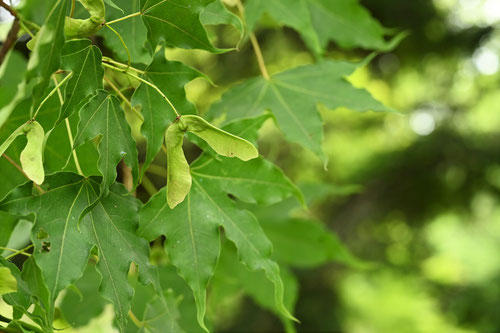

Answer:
[0,0,401,331]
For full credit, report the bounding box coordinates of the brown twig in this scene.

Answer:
[0,17,20,66]
[120,160,133,192]
[2,154,45,194]
[0,0,17,17]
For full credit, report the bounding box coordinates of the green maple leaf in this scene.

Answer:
[74,90,139,197]
[0,75,99,185]
[58,263,108,327]
[0,0,66,128]
[0,258,29,311]
[200,0,244,43]
[0,173,172,331]
[209,60,392,163]
[58,39,104,122]
[245,0,402,54]
[44,111,100,176]
[1,257,51,330]
[246,0,322,54]
[0,174,93,325]
[138,291,183,333]
[0,212,17,249]
[16,0,59,26]
[26,0,68,110]
[140,0,225,52]
[211,242,299,332]
[104,0,124,13]
[101,0,151,63]
[190,154,304,206]
[131,49,206,181]
[262,218,361,268]
[252,183,366,269]
[138,151,302,331]
[0,51,26,110]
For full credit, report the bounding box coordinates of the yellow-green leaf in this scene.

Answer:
[166,121,192,209]
[181,115,258,161]
[20,121,45,185]
[0,267,17,295]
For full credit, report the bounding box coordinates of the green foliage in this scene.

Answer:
[140,0,224,52]
[209,60,392,162]
[74,90,139,197]
[244,0,401,55]
[0,0,398,331]
[131,49,204,181]
[59,39,104,122]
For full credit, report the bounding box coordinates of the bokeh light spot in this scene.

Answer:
[410,111,436,136]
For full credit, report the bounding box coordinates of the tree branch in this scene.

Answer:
[0,0,17,17]
[0,17,20,66]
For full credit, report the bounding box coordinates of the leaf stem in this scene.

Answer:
[104,23,131,70]
[141,174,157,197]
[52,75,83,176]
[102,56,145,74]
[19,20,34,38]
[0,246,31,258]
[33,72,73,119]
[0,314,43,333]
[103,62,180,117]
[70,0,76,18]
[234,0,270,80]
[2,154,45,194]
[248,34,270,79]
[106,11,142,26]
[145,163,165,177]
[20,19,40,32]
[103,75,144,122]
[128,310,143,328]
[4,244,34,259]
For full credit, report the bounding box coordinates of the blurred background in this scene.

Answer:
[2,0,500,332]
[187,0,500,332]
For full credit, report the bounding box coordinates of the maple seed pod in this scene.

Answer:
[181,115,259,161]
[20,121,45,185]
[27,0,105,49]
[65,0,106,39]
[165,121,191,209]
[165,115,260,209]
